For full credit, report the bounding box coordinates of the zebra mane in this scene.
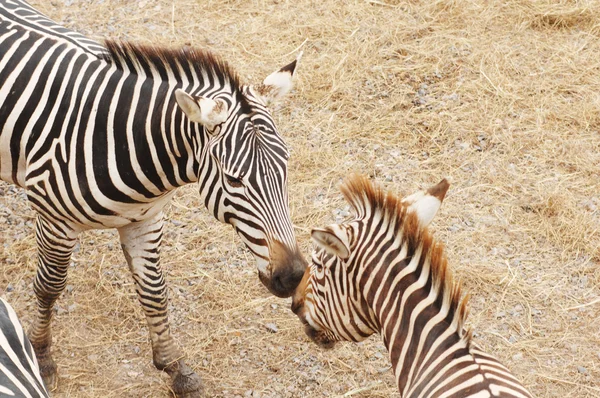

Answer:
[102,41,250,108]
[340,175,472,343]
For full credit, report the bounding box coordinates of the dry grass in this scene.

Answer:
[1,0,600,397]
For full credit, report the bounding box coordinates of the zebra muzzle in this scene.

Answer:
[261,241,307,298]
[291,294,337,350]
[303,322,336,350]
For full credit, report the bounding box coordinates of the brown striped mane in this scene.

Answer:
[102,40,243,90]
[340,175,471,342]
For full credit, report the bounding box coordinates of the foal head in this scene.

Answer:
[292,175,450,348]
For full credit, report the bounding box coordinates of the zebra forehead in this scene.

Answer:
[216,126,289,163]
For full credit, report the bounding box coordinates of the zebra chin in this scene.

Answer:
[291,300,336,349]
[303,323,337,350]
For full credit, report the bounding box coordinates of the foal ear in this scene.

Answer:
[174,89,228,132]
[311,225,350,260]
[402,178,450,228]
[254,52,302,106]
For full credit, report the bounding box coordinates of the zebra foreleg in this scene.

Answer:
[118,213,203,397]
[28,215,78,391]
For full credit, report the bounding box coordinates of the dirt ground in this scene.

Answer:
[1,0,599,397]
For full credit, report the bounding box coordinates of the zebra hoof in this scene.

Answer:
[171,369,204,398]
[38,357,58,391]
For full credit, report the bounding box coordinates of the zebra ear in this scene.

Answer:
[311,225,350,260]
[255,52,302,106]
[402,178,450,228]
[174,89,228,132]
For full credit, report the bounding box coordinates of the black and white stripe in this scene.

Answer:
[0,0,106,56]
[293,175,533,398]
[1,1,305,396]
[0,298,48,398]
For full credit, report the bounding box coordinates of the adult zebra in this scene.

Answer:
[0,298,48,398]
[292,175,533,398]
[0,1,306,396]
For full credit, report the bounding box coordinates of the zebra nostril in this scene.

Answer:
[271,273,285,296]
[269,267,303,298]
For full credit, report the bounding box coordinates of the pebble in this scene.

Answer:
[443,93,458,101]
[264,323,278,333]
[512,353,523,361]
[577,366,587,374]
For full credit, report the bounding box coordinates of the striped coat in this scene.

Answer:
[0,298,48,398]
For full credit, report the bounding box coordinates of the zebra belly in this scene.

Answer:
[25,170,178,230]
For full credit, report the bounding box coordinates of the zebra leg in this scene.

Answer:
[28,216,78,391]
[118,213,203,398]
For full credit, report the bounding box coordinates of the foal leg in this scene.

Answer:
[28,215,77,390]
[118,212,203,397]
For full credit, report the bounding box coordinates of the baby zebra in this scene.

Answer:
[292,175,533,398]
[0,298,48,398]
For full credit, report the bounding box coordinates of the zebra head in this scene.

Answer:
[174,55,306,298]
[292,176,450,348]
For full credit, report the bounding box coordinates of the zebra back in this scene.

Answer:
[0,0,106,56]
[0,298,48,398]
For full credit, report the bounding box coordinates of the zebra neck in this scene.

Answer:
[366,254,470,396]
[120,73,210,192]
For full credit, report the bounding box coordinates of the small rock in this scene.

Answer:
[54,305,66,315]
[577,366,587,374]
[66,285,74,293]
[443,93,458,101]
[6,283,13,292]
[264,323,278,333]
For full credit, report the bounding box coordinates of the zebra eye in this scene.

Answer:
[225,174,244,188]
